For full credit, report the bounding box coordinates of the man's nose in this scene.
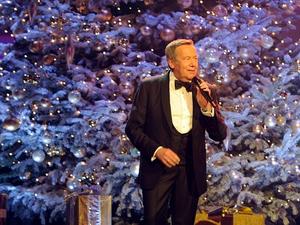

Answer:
[189,60,197,67]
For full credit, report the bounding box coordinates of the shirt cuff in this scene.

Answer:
[201,107,215,117]
[151,146,163,161]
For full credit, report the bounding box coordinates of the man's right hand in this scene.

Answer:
[155,147,180,168]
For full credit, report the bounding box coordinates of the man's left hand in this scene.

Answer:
[194,79,213,111]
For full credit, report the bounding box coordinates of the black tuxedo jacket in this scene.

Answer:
[125,71,227,196]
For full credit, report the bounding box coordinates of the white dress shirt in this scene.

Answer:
[169,73,193,134]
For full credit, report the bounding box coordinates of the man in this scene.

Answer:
[125,39,227,225]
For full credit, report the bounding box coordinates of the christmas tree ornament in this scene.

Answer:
[30,102,39,112]
[130,161,140,177]
[88,119,97,127]
[296,59,300,73]
[279,91,288,99]
[40,98,51,108]
[248,19,255,25]
[74,0,89,14]
[260,35,274,49]
[215,73,228,83]
[2,78,17,90]
[66,177,80,191]
[32,150,46,163]
[57,16,67,28]
[89,23,101,34]
[119,38,129,47]
[160,28,176,42]
[212,5,228,17]
[214,155,231,166]
[29,40,44,53]
[68,90,81,104]
[130,148,140,157]
[205,144,215,155]
[191,24,204,35]
[205,48,221,63]
[47,146,65,157]
[252,124,263,134]
[43,54,56,65]
[86,0,100,13]
[23,73,40,84]
[96,9,112,22]
[264,115,276,128]
[291,120,300,133]
[276,115,286,126]
[183,25,193,36]
[239,47,250,59]
[120,134,132,154]
[119,82,134,97]
[94,42,105,51]
[140,25,152,36]
[73,148,86,158]
[2,118,21,131]
[177,0,193,9]
[144,0,154,5]
[42,132,52,145]
[12,89,26,100]
[20,171,31,180]
[117,112,127,123]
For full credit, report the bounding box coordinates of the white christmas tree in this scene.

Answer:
[0,0,299,224]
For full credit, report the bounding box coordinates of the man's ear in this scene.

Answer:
[168,58,175,70]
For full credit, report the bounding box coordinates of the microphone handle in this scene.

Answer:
[193,77,216,107]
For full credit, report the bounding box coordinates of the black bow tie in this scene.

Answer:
[175,80,193,92]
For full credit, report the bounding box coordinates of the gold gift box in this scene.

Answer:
[195,208,265,225]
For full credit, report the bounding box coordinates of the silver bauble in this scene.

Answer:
[73,148,86,158]
[177,0,192,9]
[12,89,26,100]
[2,118,21,131]
[264,115,276,128]
[42,132,52,144]
[32,150,46,163]
[205,48,221,63]
[66,178,79,191]
[212,4,228,17]
[239,48,250,59]
[160,28,176,42]
[68,90,81,104]
[140,25,152,36]
[260,35,274,49]
[291,119,300,133]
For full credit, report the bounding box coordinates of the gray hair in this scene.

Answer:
[165,39,194,60]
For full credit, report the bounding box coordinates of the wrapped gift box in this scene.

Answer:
[66,194,112,225]
[0,193,7,225]
[195,208,265,225]
[209,213,265,225]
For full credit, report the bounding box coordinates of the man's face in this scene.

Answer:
[168,44,198,82]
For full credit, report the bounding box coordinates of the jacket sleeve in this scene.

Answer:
[125,81,160,160]
[200,89,227,142]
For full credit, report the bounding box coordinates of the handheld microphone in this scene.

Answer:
[192,76,216,107]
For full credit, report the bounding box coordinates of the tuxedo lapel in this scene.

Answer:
[191,90,200,136]
[160,71,173,130]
